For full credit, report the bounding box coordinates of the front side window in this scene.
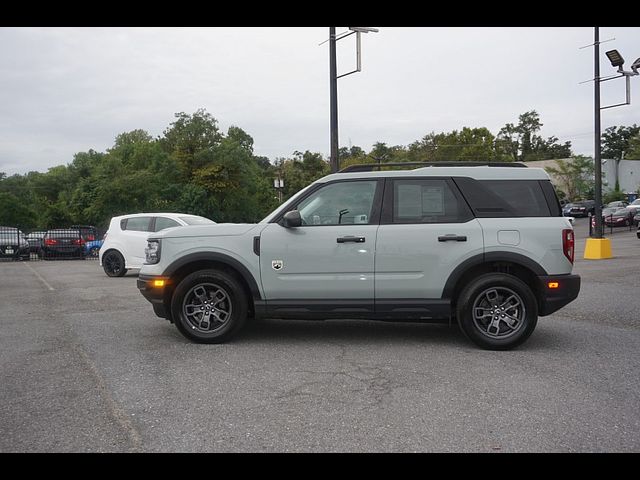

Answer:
[392,179,469,224]
[296,181,378,226]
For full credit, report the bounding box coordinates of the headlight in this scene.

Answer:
[145,239,161,264]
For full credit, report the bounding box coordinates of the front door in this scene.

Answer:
[259,179,382,315]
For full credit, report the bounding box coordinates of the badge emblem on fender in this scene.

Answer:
[272,260,283,270]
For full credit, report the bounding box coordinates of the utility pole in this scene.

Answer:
[326,27,379,173]
[593,27,603,239]
[329,27,339,173]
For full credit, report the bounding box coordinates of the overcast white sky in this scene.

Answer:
[1,26,639,176]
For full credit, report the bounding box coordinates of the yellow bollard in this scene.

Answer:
[583,237,613,259]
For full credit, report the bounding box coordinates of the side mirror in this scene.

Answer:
[282,210,302,228]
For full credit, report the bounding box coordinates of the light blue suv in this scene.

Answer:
[137,162,580,350]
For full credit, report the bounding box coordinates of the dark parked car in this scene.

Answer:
[40,229,86,260]
[0,226,30,260]
[569,200,596,217]
[71,225,98,242]
[26,230,47,253]
[562,203,575,216]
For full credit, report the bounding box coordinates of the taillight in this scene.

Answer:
[44,238,58,246]
[562,229,574,264]
[72,238,84,245]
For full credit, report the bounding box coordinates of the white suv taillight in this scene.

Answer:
[562,229,574,264]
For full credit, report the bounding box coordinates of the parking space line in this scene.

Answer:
[23,262,55,291]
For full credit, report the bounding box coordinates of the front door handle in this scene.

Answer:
[438,234,467,242]
[337,236,365,243]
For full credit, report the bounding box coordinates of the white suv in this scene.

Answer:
[137,163,580,350]
[100,213,215,277]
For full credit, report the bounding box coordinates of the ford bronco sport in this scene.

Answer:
[137,162,580,350]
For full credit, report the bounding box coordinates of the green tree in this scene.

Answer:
[627,134,640,159]
[601,125,640,189]
[496,111,572,162]
[161,109,223,180]
[544,156,595,201]
[0,191,38,230]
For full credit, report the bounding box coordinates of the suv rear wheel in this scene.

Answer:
[171,269,248,344]
[456,273,538,350]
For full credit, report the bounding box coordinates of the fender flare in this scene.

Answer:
[441,252,548,300]
[163,252,262,301]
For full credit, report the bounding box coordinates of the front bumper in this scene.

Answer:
[137,274,172,321]
[537,274,581,316]
[0,245,30,259]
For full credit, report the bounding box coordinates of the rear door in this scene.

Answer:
[375,177,484,314]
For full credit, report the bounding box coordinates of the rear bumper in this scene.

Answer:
[137,274,172,320]
[537,274,581,316]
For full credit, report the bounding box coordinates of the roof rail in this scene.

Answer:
[338,161,528,173]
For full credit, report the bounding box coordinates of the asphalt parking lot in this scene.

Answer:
[1,217,639,452]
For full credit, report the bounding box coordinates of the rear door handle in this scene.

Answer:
[337,236,365,243]
[438,234,467,242]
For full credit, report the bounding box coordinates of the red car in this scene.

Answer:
[601,207,636,227]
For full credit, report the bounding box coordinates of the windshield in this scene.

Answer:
[613,207,632,216]
[179,216,216,225]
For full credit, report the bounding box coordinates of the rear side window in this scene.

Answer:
[454,178,551,217]
[122,217,152,232]
[391,179,472,224]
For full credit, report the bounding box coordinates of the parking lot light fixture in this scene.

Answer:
[606,49,625,69]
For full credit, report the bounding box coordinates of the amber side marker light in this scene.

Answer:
[547,282,560,289]
[153,279,166,288]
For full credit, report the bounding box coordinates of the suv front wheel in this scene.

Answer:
[456,273,538,350]
[171,269,248,344]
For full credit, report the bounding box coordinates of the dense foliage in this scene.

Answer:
[2,108,635,231]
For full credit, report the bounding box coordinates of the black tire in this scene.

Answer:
[171,269,248,344]
[102,250,127,277]
[456,273,538,350]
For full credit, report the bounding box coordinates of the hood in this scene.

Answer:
[150,223,259,240]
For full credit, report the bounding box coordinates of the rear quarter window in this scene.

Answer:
[454,178,553,217]
[121,217,152,232]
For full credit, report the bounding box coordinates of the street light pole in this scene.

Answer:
[584,28,639,259]
[329,27,339,173]
[327,27,379,173]
[593,27,603,239]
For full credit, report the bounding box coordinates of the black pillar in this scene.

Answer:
[329,27,339,173]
